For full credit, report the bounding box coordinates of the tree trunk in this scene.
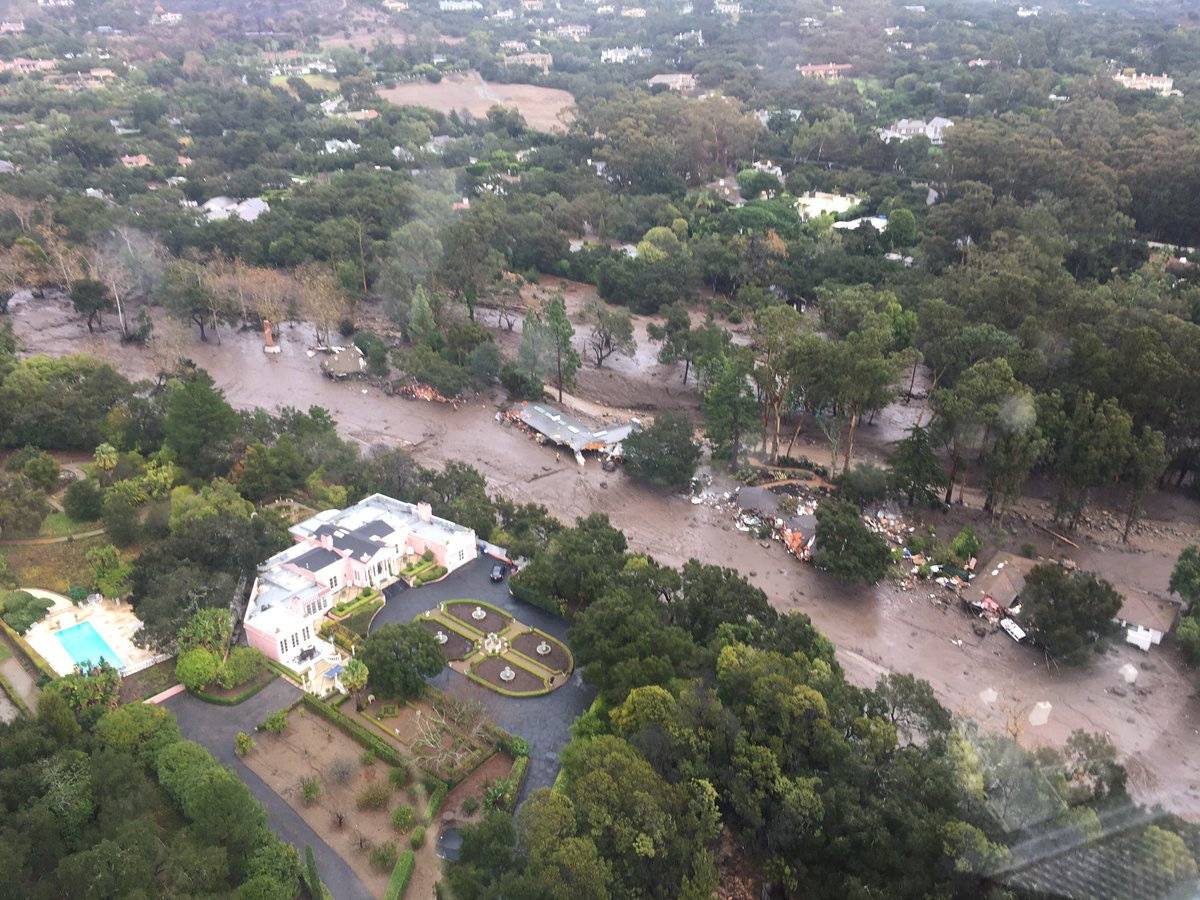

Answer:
[113,287,127,339]
[784,415,805,461]
[944,455,959,506]
[841,410,859,475]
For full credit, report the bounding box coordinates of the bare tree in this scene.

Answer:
[297,263,348,347]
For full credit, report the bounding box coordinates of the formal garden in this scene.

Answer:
[241,690,528,900]
[416,599,573,697]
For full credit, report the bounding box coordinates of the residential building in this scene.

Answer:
[120,153,152,169]
[622,6,647,16]
[0,58,57,75]
[382,0,409,10]
[0,20,25,33]
[521,0,544,9]
[201,196,269,222]
[968,57,997,68]
[439,0,482,10]
[243,495,478,675]
[673,29,704,47]
[833,215,888,232]
[151,5,182,25]
[795,190,860,219]
[504,51,553,74]
[515,402,639,464]
[322,138,361,155]
[878,116,954,145]
[1112,72,1179,97]
[602,46,651,64]
[500,40,528,52]
[713,0,741,19]
[1115,585,1182,652]
[1016,5,1040,16]
[706,177,745,207]
[751,159,783,179]
[555,24,590,39]
[492,7,514,17]
[797,62,852,79]
[647,72,696,92]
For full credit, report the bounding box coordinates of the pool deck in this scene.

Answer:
[23,589,160,676]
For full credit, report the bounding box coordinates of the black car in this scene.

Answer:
[490,563,507,583]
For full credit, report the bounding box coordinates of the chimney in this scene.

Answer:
[416,502,432,523]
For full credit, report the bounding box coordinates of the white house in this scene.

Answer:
[243,495,478,678]
[833,215,888,232]
[878,116,954,145]
[323,138,361,155]
[202,196,270,222]
[1112,72,1180,97]
[795,190,861,219]
[602,46,651,64]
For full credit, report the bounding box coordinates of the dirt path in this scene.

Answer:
[11,292,1200,818]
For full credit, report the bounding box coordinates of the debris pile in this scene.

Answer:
[386,378,459,407]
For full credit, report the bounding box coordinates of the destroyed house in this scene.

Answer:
[517,402,637,458]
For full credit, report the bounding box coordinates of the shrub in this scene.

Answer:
[356,780,391,811]
[301,777,321,806]
[390,805,416,832]
[261,709,288,735]
[461,795,480,815]
[500,734,530,757]
[66,585,89,604]
[949,527,982,563]
[380,703,399,717]
[328,757,355,785]
[63,478,103,521]
[388,763,410,788]
[384,851,415,900]
[360,749,376,767]
[176,647,220,692]
[370,841,399,873]
[217,646,266,690]
[1020,543,1038,559]
[235,731,255,757]
[0,590,53,635]
[410,826,426,849]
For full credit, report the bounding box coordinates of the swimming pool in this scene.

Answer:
[56,621,125,671]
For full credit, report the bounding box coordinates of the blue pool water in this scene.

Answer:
[56,621,124,671]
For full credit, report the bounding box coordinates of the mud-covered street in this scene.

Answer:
[10,288,1200,818]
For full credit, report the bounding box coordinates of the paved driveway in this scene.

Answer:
[165,680,371,900]
[375,556,596,801]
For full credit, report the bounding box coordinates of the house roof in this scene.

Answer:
[962,552,1040,609]
[291,546,341,572]
[1115,585,1181,635]
[518,402,637,453]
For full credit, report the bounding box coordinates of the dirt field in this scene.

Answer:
[377,71,575,133]
[243,706,425,899]
[10,288,1200,819]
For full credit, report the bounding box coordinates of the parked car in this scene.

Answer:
[490,563,506,583]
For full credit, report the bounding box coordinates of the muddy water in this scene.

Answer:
[11,291,1200,819]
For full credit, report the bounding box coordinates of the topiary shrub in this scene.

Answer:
[301,777,321,806]
[261,709,288,735]
[390,804,416,833]
[370,841,399,873]
[409,825,426,849]
[176,647,220,692]
[357,780,391,811]
[235,731,255,757]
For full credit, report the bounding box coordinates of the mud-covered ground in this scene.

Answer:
[10,287,1200,818]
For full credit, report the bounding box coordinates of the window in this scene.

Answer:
[329,575,338,589]
[302,626,310,641]
[458,548,466,561]
[279,640,287,656]
[291,634,300,649]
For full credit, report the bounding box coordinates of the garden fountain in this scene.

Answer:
[499,666,516,682]
[471,605,487,620]
[435,630,449,645]
[536,640,552,656]
[482,632,504,655]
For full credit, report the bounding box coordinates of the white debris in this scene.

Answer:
[1028,701,1052,726]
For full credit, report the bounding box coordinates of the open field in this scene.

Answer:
[377,71,575,132]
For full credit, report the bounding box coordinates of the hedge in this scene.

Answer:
[0,669,31,717]
[384,849,415,900]
[414,565,447,585]
[424,780,449,823]
[192,670,278,706]
[0,618,57,681]
[301,692,406,767]
[494,755,529,814]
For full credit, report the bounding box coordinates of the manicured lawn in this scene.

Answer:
[0,639,11,662]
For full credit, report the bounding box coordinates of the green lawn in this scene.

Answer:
[0,639,11,662]
[38,511,90,538]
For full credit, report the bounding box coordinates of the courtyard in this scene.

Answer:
[373,555,596,800]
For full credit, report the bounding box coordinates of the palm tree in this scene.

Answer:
[342,658,369,711]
